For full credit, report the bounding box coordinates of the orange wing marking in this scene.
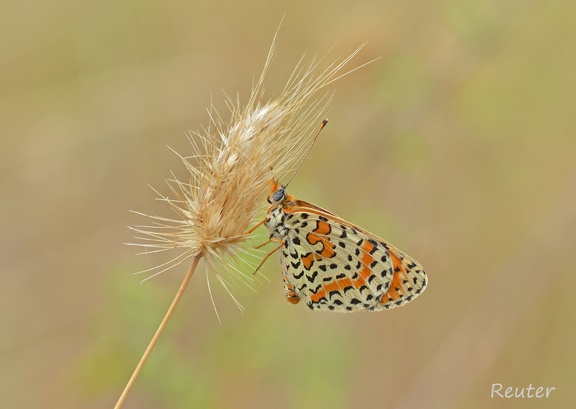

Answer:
[310,278,354,303]
[302,252,321,270]
[306,220,336,258]
[309,240,377,304]
[355,240,375,288]
[382,249,407,302]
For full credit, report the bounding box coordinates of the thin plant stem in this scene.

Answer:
[113,255,202,409]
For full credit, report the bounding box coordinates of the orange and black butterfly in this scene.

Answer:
[252,179,427,312]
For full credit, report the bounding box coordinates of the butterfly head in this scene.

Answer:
[268,180,287,205]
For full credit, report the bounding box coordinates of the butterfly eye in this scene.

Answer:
[272,188,285,203]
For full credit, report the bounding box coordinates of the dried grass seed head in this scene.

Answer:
[131,41,369,284]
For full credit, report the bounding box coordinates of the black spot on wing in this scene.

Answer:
[368,240,379,254]
[306,271,319,283]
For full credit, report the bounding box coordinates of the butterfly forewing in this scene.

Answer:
[272,199,427,312]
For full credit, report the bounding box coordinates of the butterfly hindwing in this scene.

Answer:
[278,200,426,312]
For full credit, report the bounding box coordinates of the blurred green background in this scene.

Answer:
[2,0,576,408]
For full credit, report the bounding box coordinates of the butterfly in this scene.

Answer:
[251,180,427,312]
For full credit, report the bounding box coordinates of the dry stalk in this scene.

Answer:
[113,256,200,409]
[118,35,371,408]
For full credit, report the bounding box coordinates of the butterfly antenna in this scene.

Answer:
[285,118,328,187]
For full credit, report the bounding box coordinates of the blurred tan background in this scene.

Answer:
[2,0,576,408]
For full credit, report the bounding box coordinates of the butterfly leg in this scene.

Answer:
[252,239,284,276]
[254,239,272,249]
[245,217,267,235]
